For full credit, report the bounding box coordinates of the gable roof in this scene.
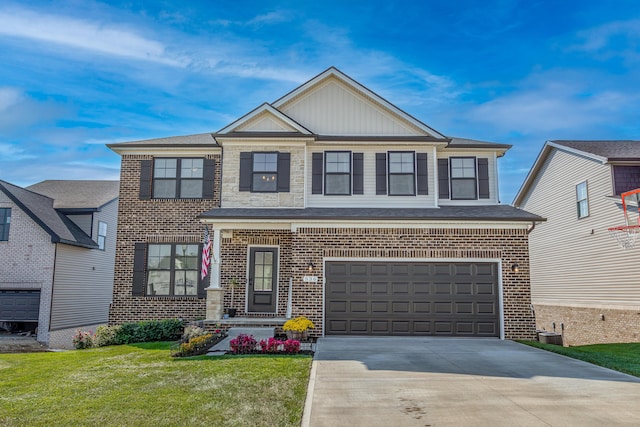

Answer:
[513,140,640,206]
[27,180,119,209]
[0,180,99,248]
[217,102,312,135]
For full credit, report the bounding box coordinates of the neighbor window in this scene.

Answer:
[388,152,416,195]
[576,181,589,219]
[450,157,477,199]
[153,158,204,198]
[325,151,351,195]
[0,208,10,241]
[252,153,278,192]
[146,244,199,296]
[97,221,107,250]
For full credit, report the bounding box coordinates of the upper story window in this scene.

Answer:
[252,153,278,192]
[97,221,107,250]
[153,158,204,198]
[146,243,199,296]
[612,165,640,195]
[388,152,416,196]
[325,151,351,195]
[450,157,477,200]
[0,208,10,241]
[576,181,589,219]
[239,152,290,193]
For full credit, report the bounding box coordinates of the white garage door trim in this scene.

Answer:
[322,257,505,339]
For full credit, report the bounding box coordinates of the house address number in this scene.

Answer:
[303,276,318,283]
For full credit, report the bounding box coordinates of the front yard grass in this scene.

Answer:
[520,341,640,377]
[0,342,312,427]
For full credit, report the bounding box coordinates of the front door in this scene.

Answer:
[248,247,277,312]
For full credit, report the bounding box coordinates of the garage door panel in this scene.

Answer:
[325,261,499,337]
[0,290,40,322]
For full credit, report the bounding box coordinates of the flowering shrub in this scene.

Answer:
[72,329,94,349]
[283,316,315,332]
[282,339,301,354]
[182,325,207,341]
[177,333,214,355]
[229,334,257,354]
[93,325,121,347]
[259,337,283,353]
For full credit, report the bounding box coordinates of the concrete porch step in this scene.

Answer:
[206,327,275,356]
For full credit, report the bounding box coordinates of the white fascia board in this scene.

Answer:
[547,141,608,164]
[109,146,221,156]
[216,137,313,146]
[218,103,312,134]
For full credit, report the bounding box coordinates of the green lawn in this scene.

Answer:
[0,342,312,427]
[520,341,640,377]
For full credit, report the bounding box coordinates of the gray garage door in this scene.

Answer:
[325,262,499,336]
[0,290,41,322]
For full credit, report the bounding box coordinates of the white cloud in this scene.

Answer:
[570,19,640,63]
[0,7,187,66]
[0,142,35,160]
[0,87,22,111]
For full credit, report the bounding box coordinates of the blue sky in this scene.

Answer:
[1,1,639,203]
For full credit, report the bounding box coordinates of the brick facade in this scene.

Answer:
[534,304,640,346]
[109,154,221,324]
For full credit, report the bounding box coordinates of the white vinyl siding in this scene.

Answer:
[49,199,118,330]
[307,147,437,208]
[520,149,640,307]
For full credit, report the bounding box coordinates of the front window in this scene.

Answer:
[146,244,199,296]
[0,208,10,241]
[325,151,351,195]
[97,221,107,250]
[576,181,589,219]
[252,153,278,192]
[450,157,477,200]
[153,158,203,199]
[388,151,415,195]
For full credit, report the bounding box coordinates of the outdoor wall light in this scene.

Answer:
[307,261,315,272]
[511,263,520,273]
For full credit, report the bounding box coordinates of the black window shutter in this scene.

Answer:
[132,243,146,296]
[203,158,215,199]
[478,158,490,199]
[353,153,364,195]
[277,152,290,192]
[239,152,252,191]
[376,153,387,195]
[438,159,450,199]
[312,153,323,194]
[139,160,152,200]
[197,243,209,298]
[416,153,428,195]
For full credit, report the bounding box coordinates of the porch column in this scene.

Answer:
[206,228,224,320]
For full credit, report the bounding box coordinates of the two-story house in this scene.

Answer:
[514,140,640,345]
[108,67,542,339]
[0,180,119,348]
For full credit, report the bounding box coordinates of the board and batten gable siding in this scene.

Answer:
[520,148,640,307]
[306,146,437,208]
[221,143,305,208]
[278,78,423,136]
[436,152,499,206]
[49,198,118,330]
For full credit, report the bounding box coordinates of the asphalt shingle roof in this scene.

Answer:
[27,180,119,209]
[551,140,640,160]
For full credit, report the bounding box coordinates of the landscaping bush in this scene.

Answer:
[171,326,227,357]
[114,319,183,345]
[93,325,121,347]
[230,334,258,354]
[72,329,94,349]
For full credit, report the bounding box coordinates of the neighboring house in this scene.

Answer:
[0,180,119,348]
[108,67,542,339]
[514,140,640,345]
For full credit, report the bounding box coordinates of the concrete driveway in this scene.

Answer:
[303,337,640,427]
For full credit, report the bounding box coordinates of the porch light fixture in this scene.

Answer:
[307,261,314,272]
[511,263,520,273]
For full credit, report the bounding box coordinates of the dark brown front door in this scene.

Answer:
[248,248,277,312]
[325,261,499,336]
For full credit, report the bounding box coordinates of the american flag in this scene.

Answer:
[201,225,211,280]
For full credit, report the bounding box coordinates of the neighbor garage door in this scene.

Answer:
[325,262,499,336]
[0,290,41,322]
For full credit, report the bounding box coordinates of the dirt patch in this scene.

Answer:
[0,334,49,354]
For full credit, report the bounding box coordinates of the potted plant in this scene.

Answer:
[283,316,315,341]
[226,278,240,318]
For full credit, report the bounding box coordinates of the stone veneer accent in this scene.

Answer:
[534,304,640,346]
[109,154,221,325]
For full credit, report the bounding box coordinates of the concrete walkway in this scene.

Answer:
[303,337,640,427]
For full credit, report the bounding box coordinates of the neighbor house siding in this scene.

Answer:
[109,154,221,324]
[49,198,118,331]
[306,146,438,208]
[0,192,56,344]
[520,149,640,306]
